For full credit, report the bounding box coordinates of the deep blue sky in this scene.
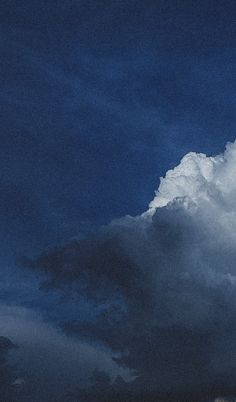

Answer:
[0,0,236,254]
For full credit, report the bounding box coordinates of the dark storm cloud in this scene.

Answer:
[0,336,19,402]
[0,304,129,402]
[23,142,236,401]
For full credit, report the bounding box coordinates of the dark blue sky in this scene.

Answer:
[1,0,236,257]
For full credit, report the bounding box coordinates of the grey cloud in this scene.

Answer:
[0,304,129,402]
[22,141,236,401]
[0,335,19,402]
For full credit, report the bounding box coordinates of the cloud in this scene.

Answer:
[23,140,236,401]
[0,335,18,402]
[0,304,129,402]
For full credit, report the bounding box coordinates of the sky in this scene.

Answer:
[1,1,236,401]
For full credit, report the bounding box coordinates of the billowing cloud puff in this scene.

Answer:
[24,141,236,401]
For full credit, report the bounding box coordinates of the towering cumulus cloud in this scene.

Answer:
[26,141,236,401]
